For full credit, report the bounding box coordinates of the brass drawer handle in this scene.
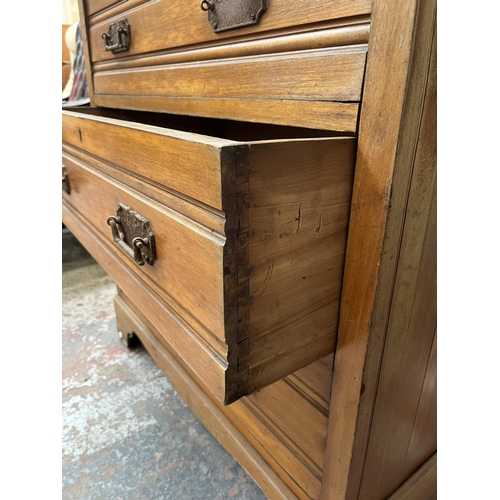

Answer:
[62,166,70,194]
[107,204,156,267]
[102,19,130,54]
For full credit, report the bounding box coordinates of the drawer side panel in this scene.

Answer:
[245,137,356,391]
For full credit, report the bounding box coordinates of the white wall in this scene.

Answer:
[62,0,79,24]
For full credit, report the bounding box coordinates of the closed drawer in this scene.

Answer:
[62,108,355,404]
[81,0,370,130]
[86,0,370,61]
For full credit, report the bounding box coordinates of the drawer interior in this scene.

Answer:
[71,106,354,141]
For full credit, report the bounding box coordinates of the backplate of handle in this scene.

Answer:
[106,204,156,267]
[200,0,267,33]
[62,166,70,194]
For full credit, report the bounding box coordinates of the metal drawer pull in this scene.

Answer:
[62,166,70,194]
[102,19,130,54]
[108,217,148,266]
[200,0,267,33]
[107,203,156,267]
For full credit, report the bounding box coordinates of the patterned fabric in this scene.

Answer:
[64,24,90,106]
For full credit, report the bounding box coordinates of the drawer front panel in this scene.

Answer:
[62,153,227,348]
[94,46,367,103]
[62,110,231,210]
[90,44,366,129]
[87,0,151,18]
[63,202,229,403]
[87,0,371,63]
[86,0,124,17]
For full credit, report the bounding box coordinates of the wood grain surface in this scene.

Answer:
[358,20,437,498]
[63,200,229,402]
[290,354,333,411]
[85,0,371,60]
[63,109,355,405]
[320,0,437,499]
[92,95,360,132]
[62,110,231,210]
[67,0,439,495]
[86,0,125,17]
[87,0,149,19]
[61,154,228,349]
[93,24,370,72]
[83,23,367,131]
[114,287,333,499]
[112,292,299,500]
[245,138,355,392]
[93,46,367,102]
[388,454,437,500]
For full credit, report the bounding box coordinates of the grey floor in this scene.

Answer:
[62,229,266,499]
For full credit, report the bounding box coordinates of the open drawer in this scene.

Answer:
[62,108,355,404]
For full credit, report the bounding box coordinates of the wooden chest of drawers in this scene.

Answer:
[63,0,437,497]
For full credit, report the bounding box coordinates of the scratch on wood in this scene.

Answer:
[254,260,274,299]
[295,204,302,232]
[314,214,322,237]
[267,99,284,110]
[400,36,405,48]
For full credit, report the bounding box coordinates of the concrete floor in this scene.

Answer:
[62,230,266,499]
